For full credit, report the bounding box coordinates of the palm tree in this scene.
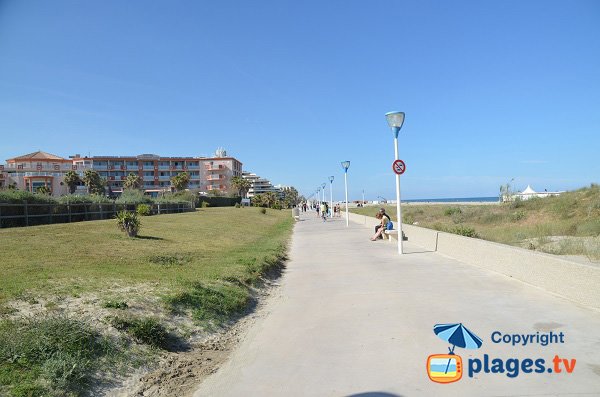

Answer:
[82,170,105,195]
[36,186,51,195]
[63,170,80,194]
[123,173,141,190]
[170,172,190,192]
[231,176,251,198]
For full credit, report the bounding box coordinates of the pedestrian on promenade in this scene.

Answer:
[320,202,327,222]
[316,203,320,217]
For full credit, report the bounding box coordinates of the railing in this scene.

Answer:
[0,202,194,228]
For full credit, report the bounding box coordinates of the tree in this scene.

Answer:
[252,192,280,208]
[230,176,251,198]
[82,169,105,195]
[170,172,190,192]
[123,173,141,190]
[64,170,81,194]
[281,186,299,208]
[36,186,51,195]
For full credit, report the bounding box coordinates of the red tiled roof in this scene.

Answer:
[8,151,66,161]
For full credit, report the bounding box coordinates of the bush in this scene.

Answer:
[156,191,196,204]
[444,207,462,216]
[109,316,169,348]
[510,210,526,222]
[201,201,210,208]
[116,189,152,204]
[0,190,56,204]
[136,203,151,216]
[449,225,478,238]
[235,203,241,208]
[260,208,267,214]
[115,211,141,237]
[57,194,111,204]
[102,300,128,309]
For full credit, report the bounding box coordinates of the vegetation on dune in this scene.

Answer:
[0,315,120,397]
[0,208,294,396]
[352,184,600,260]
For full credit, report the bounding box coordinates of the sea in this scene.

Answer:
[403,196,499,203]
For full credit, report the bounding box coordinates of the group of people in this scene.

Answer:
[310,202,342,221]
[371,208,392,241]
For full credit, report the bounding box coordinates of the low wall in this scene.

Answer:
[346,212,600,310]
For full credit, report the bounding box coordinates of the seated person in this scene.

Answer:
[371,213,389,241]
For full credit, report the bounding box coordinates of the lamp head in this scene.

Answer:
[341,161,350,172]
[329,176,334,183]
[385,111,405,138]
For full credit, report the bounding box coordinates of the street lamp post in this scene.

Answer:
[341,161,350,227]
[321,183,326,204]
[385,111,405,255]
[329,176,334,217]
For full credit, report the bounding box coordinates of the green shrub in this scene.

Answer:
[449,225,478,238]
[156,191,196,204]
[260,208,267,215]
[116,189,152,204]
[136,203,151,216]
[102,300,128,310]
[57,194,111,204]
[510,210,526,222]
[201,201,210,208]
[115,211,141,237]
[444,207,462,216]
[0,190,56,204]
[235,203,241,208]
[109,316,169,348]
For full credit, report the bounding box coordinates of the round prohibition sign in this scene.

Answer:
[392,159,406,175]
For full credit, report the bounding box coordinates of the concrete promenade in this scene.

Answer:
[194,214,600,396]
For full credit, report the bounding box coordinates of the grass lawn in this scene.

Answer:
[0,207,294,397]
[0,207,293,303]
[352,185,600,260]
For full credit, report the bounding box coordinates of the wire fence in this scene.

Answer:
[0,202,194,228]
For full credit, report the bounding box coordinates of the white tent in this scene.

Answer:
[521,185,537,195]
[512,185,563,201]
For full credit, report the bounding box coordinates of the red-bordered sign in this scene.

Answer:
[392,159,406,175]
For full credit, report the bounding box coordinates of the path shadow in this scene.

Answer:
[345,393,404,397]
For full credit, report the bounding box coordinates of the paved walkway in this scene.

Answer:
[194,214,600,396]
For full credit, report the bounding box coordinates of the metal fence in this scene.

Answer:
[0,202,194,228]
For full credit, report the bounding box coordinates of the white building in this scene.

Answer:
[242,171,280,198]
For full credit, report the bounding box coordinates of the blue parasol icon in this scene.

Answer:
[433,323,483,352]
[433,323,483,374]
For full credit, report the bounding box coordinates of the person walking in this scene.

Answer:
[320,202,327,222]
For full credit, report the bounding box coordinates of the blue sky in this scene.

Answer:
[0,0,598,200]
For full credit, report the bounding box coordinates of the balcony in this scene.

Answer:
[205,165,225,171]
[207,174,224,181]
